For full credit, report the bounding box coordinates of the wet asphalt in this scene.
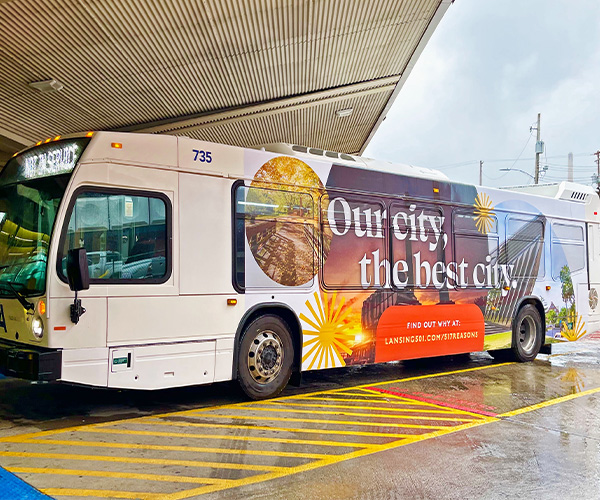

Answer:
[1,339,600,500]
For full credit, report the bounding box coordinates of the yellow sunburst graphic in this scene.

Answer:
[300,291,354,370]
[561,313,586,341]
[473,192,495,234]
[559,367,585,393]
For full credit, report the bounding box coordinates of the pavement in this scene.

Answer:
[1,340,600,500]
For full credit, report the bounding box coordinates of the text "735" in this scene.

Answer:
[192,150,212,163]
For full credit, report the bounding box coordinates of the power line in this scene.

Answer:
[433,152,592,170]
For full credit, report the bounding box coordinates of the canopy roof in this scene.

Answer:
[0,0,451,164]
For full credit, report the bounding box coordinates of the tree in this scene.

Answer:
[559,265,574,310]
[546,309,557,326]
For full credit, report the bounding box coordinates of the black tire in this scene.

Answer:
[237,315,294,400]
[509,304,543,362]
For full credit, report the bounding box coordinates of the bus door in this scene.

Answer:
[586,222,600,332]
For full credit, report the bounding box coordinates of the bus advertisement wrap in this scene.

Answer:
[240,150,590,372]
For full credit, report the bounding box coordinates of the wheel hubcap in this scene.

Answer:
[518,316,536,354]
[247,330,284,384]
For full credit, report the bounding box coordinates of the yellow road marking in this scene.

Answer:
[292,395,458,408]
[499,386,600,417]
[12,438,330,460]
[140,380,600,500]
[83,427,372,449]
[0,451,287,472]
[0,361,523,500]
[159,419,496,500]
[0,424,108,443]
[207,405,476,423]
[0,362,512,446]
[393,418,499,446]
[41,489,162,500]
[358,388,495,419]
[7,466,226,484]
[136,417,414,439]
[316,392,440,406]
[190,412,450,430]
[257,401,474,417]
[324,391,391,397]
[348,362,515,389]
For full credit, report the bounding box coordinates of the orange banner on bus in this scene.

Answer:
[374,304,485,362]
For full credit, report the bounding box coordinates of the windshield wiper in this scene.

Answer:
[0,281,34,311]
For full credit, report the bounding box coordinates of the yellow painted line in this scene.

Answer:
[0,450,287,472]
[41,489,162,500]
[0,424,108,443]
[499,386,600,417]
[83,427,372,449]
[326,391,391,397]
[189,412,449,430]
[397,417,499,446]
[259,400,465,415]
[324,363,515,396]
[360,362,515,388]
[207,405,476,423]
[358,388,493,419]
[14,438,330,460]
[7,466,226,485]
[293,395,452,407]
[137,417,414,439]
[318,392,440,406]
[160,418,496,500]
[0,362,510,446]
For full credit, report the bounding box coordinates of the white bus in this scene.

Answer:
[0,132,598,399]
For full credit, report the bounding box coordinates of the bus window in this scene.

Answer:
[453,208,498,289]
[391,202,445,289]
[59,190,170,283]
[505,216,545,279]
[321,193,387,289]
[234,184,316,288]
[551,222,585,279]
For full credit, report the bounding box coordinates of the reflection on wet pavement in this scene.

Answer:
[1,339,600,499]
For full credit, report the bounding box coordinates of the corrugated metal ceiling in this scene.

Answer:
[0,0,450,163]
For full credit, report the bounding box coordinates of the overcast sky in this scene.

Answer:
[364,0,600,188]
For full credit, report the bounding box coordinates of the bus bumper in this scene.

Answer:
[0,341,62,381]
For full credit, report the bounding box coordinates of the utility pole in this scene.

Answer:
[479,160,483,186]
[594,150,600,194]
[534,113,541,184]
[568,152,573,182]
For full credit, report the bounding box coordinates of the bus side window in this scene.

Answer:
[234,184,316,289]
[551,222,585,279]
[505,216,545,279]
[59,190,170,283]
[452,208,499,289]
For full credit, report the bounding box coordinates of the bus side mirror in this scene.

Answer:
[66,248,89,324]
[66,248,90,291]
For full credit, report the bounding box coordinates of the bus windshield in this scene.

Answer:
[0,137,90,297]
[0,175,71,297]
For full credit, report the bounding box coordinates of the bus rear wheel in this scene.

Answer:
[237,315,294,400]
[510,304,543,362]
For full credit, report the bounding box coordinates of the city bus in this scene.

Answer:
[0,132,598,399]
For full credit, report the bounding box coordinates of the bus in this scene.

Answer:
[0,132,598,399]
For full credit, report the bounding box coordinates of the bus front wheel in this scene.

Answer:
[510,304,543,362]
[237,315,294,400]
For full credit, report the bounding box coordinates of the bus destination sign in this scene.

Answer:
[0,137,91,186]
[23,142,80,179]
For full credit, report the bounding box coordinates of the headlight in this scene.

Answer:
[32,317,44,339]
